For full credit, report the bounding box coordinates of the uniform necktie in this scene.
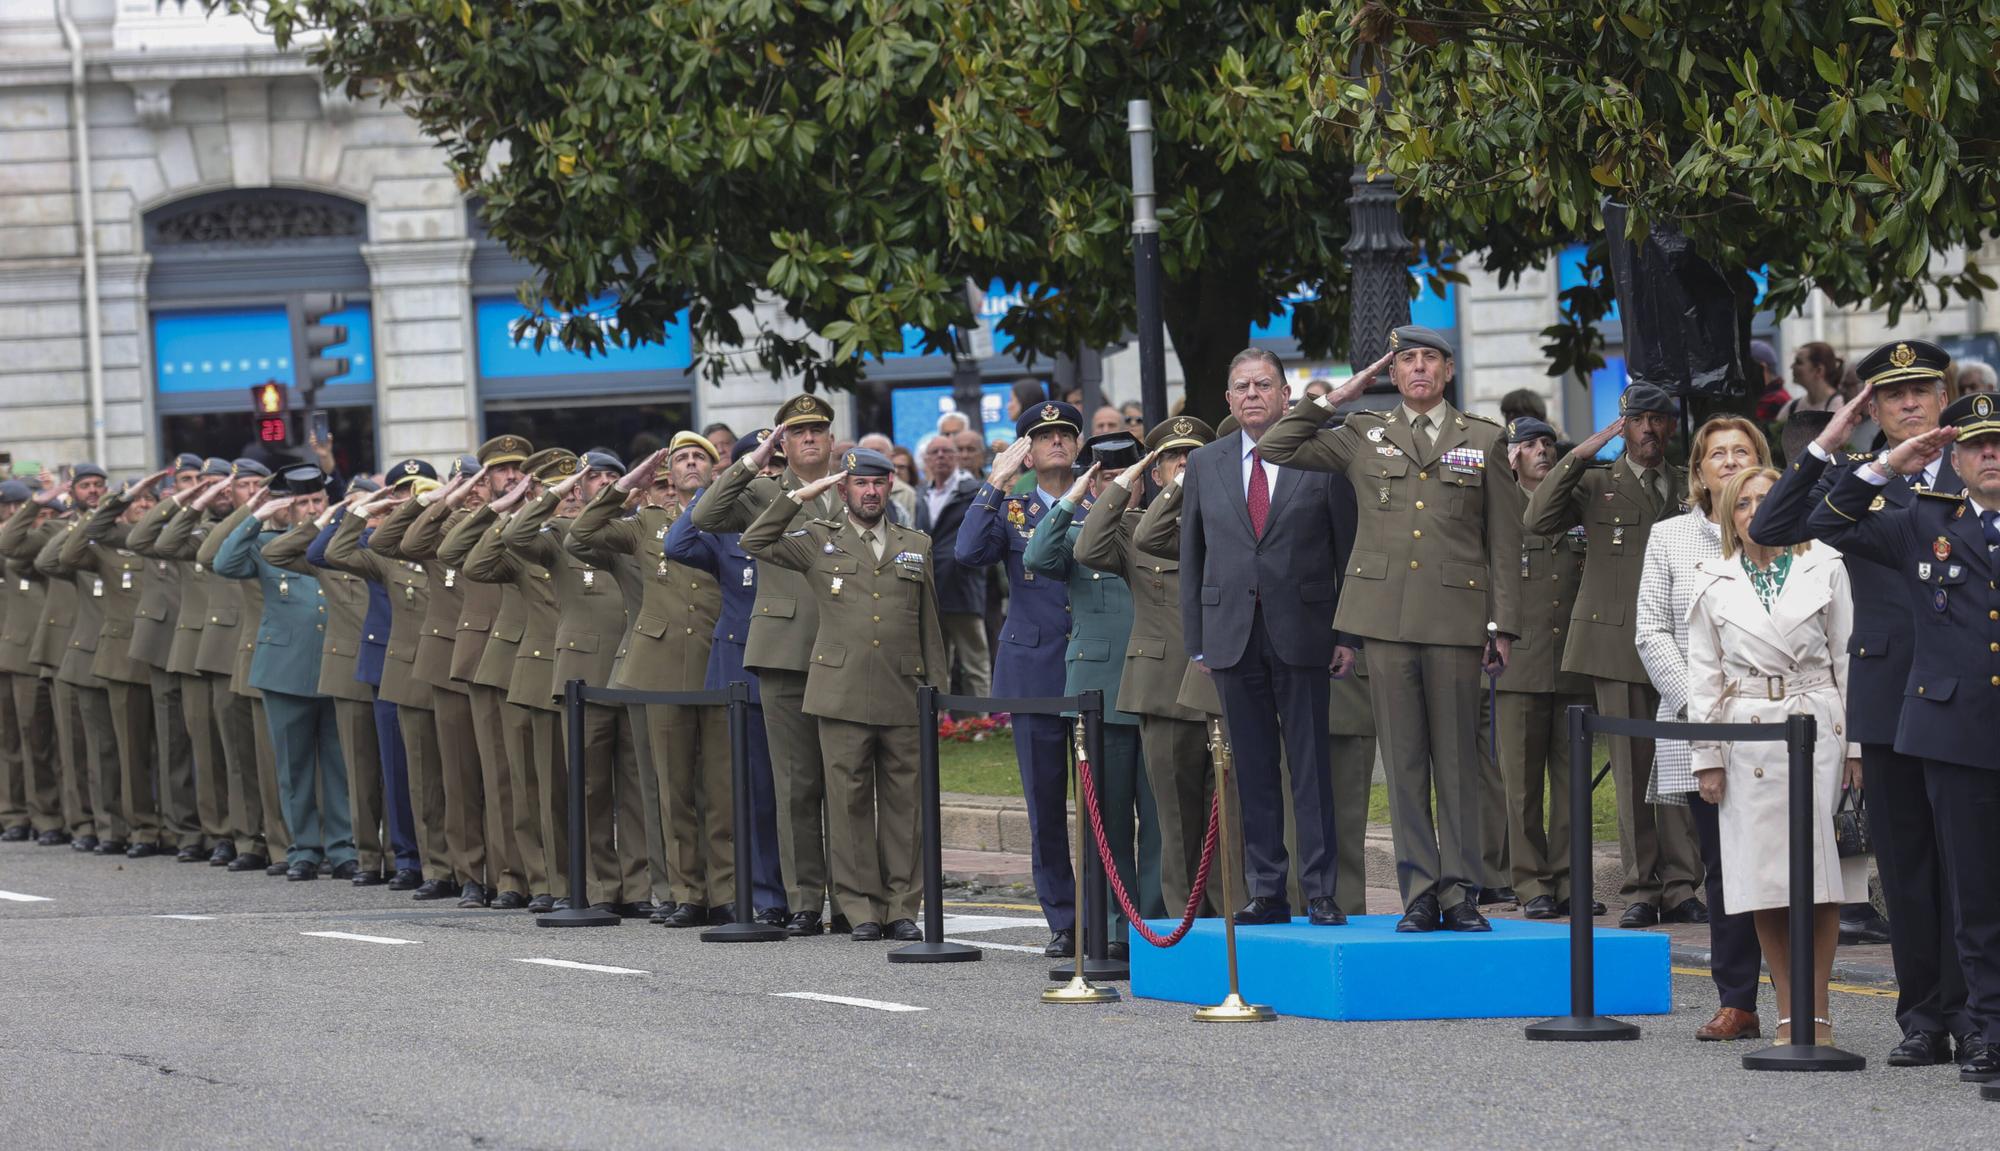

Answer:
[1247,450,1269,539]
[861,528,884,561]
[1641,466,1665,515]
[1412,412,1434,456]
[1982,510,2000,552]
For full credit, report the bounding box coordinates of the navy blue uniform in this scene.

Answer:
[1754,446,1969,1042]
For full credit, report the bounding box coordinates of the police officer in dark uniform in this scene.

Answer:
[1807,383,2000,1085]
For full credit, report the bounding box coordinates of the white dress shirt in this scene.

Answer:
[1843,440,1943,490]
[924,469,968,525]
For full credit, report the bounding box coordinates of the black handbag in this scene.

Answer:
[1833,787,1870,858]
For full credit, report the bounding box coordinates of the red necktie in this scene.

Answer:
[1248,449,1269,539]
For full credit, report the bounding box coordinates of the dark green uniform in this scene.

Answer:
[0,507,60,836]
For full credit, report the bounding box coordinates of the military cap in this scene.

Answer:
[230,458,272,479]
[0,479,30,504]
[477,434,533,467]
[278,464,328,496]
[1506,415,1559,445]
[172,452,204,472]
[1014,399,1082,440]
[1081,431,1144,473]
[348,475,382,494]
[775,393,835,429]
[1216,414,1241,438]
[449,453,481,481]
[1856,338,1948,390]
[735,428,777,464]
[71,462,108,481]
[581,449,626,475]
[839,447,895,477]
[524,448,578,482]
[1945,391,2000,442]
[1388,324,1454,357]
[1148,415,1214,454]
[668,430,720,464]
[388,459,439,489]
[1618,383,1678,416]
[201,457,232,477]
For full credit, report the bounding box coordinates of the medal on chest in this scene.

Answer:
[91,577,103,598]
[742,566,755,587]
[1934,536,1952,562]
[444,568,456,588]
[120,570,133,591]
[278,577,290,598]
[657,559,668,575]
[582,570,595,588]
[830,576,844,597]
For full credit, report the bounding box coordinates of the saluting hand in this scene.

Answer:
[986,436,1033,490]
[617,447,670,494]
[1815,383,1875,457]
[747,427,784,471]
[252,495,295,522]
[546,468,585,499]
[133,467,173,496]
[1061,462,1099,504]
[489,475,534,513]
[1876,424,1958,478]
[1327,350,1393,407]
[443,471,481,509]
[1576,416,1625,459]
[794,470,846,503]
[1115,448,1161,491]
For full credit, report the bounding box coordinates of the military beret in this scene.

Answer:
[1147,416,1213,454]
[449,454,481,481]
[1015,400,1082,441]
[0,479,30,503]
[839,447,895,477]
[388,459,439,488]
[71,462,108,481]
[1507,416,1558,445]
[1945,391,2000,442]
[477,434,533,468]
[1618,383,1678,416]
[524,448,578,482]
[581,449,626,475]
[775,393,835,429]
[172,452,204,472]
[230,458,272,479]
[1081,431,1144,473]
[348,475,383,494]
[668,431,720,464]
[278,465,327,496]
[201,457,232,477]
[1389,325,1454,357]
[735,428,778,464]
[1856,338,1948,390]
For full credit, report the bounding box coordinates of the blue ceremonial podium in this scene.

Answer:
[1131,914,1672,1021]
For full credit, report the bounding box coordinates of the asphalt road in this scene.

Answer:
[1,841,1991,1150]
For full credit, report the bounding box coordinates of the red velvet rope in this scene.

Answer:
[1075,750,1220,947]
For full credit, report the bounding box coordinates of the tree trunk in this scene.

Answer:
[1162,259,1264,427]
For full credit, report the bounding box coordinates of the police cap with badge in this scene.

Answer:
[1079,431,1144,474]
[272,464,328,496]
[523,448,578,482]
[1856,337,1949,391]
[388,459,439,489]
[477,434,533,469]
[1015,400,1082,441]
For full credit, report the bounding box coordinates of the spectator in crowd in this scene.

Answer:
[701,423,737,461]
[1119,400,1146,431]
[952,428,988,476]
[1778,342,1847,421]
[856,434,915,525]
[1499,388,1548,425]
[1687,465,1865,1046]
[1301,377,1335,405]
[1635,414,1774,1042]
[913,435,990,703]
[1751,340,1793,422]
[1091,406,1124,437]
[890,445,918,488]
[1957,359,1998,396]
[936,410,971,438]
[1005,379,1046,423]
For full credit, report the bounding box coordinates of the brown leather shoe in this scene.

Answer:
[1695,1006,1762,1041]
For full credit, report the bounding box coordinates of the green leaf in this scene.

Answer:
[1811,47,1843,87]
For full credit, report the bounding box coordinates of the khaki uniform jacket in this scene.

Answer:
[688,459,841,675]
[1259,400,1524,646]
[164,505,248,684]
[569,485,717,693]
[1074,478,1204,723]
[323,509,433,709]
[194,504,265,699]
[372,498,465,695]
[439,505,525,693]
[0,502,68,672]
[36,517,107,689]
[462,508,561,713]
[57,502,151,686]
[128,496,202,676]
[504,491,626,698]
[1501,482,1594,697]
[1523,451,1687,684]
[98,495,180,671]
[262,520,373,704]
[0,556,43,676]
[742,499,945,728]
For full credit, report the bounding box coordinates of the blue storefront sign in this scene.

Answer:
[890,383,1013,453]
[474,295,692,378]
[153,303,373,394]
[881,278,1026,361]
[1252,266,1456,342]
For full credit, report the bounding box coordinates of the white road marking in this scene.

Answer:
[772,991,927,1013]
[0,890,51,902]
[155,914,215,921]
[300,930,419,945]
[514,958,648,975]
[948,937,1045,955]
[937,914,1040,935]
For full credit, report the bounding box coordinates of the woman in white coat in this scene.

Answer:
[1686,467,1866,1045]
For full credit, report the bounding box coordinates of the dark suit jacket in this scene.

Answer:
[1180,430,1356,670]
[916,474,987,615]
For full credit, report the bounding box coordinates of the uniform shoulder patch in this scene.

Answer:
[1914,488,1965,501]
[1462,410,1501,427]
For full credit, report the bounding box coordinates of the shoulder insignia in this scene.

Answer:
[1463,411,1501,427]
[1914,488,1965,501]
[1348,409,1388,423]
[1845,452,1875,462]
[784,529,810,537]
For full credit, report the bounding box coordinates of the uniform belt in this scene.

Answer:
[1722,667,1836,701]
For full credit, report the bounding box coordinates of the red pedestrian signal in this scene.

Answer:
[252,382,290,444]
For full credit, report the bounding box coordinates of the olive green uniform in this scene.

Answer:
[0,512,60,834]
[35,514,123,844]
[127,495,214,853]
[164,503,264,856]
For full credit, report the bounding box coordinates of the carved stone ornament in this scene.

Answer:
[150,196,365,247]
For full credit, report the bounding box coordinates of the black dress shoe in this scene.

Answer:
[1619,902,1660,928]
[457,882,490,908]
[708,903,736,925]
[175,845,204,863]
[208,842,235,865]
[662,902,706,928]
[1443,899,1492,932]
[226,852,269,872]
[265,862,289,877]
[552,898,572,911]
[888,919,923,942]
[1663,897,1710,924]
[1959,1034,1992,1068]
[35,830,70,847]
[829,915,853,934]
[851,921,884,942]
[412,878,457,900]
[1044,929,1076,958]
[1396,894,1442,933]
[785,910,824,936]
[491,890,527,909]
[386,868,423,891]
[96,840,128,856]
[352,869,386,887]
[1556,897,1608,917]
[1107,940,1130,960]
[526,893,555,914]
[125,842,160,859]
[1960,1045,2000,1083]
[1233,896,1291,926]
[1887,1031,1954,1067]
[1839,907,1893,946]
[2,824,31,842]
[1477,886,1518,906]
[286,861,319,881]
[1308,896,1348,926]
[1522,895,1559,920]
[71,835,98,852]
[327,860,360,881]
[625,901,659,918]
[754,906,790,927]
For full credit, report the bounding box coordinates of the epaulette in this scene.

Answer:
[1462,410,1501,427]
[812,517,844,530]
[1346,408,1389,422]
[1845,452,1875,462]
[1915,488,1965,500]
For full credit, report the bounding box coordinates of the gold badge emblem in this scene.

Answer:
[1042,403,1059,423]
[1388,329,1401,350]
[403,461,419,475]
[1977,395,1994,418]
[1891,343,1916,369]
[845,451,857,470]
[504,436,520,452]
[1869,495,1887,513]
[1173,417,1192,437]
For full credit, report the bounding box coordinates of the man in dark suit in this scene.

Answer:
[1179,347,1357,926]
[1756,338,1975,1069]
[914,432,990,700]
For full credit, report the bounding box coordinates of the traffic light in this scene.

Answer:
[294,292,348,399]
[252,381,290,444]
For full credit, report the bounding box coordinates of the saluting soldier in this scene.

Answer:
[0,479,62,844]
[34,465,127,855]
[1263,327,1525,933]
[4,482,95,848]
[690,396,850,935]
[741,447,946,941]
[1806,390,2000,1086]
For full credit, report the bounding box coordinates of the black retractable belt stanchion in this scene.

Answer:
[1048,692,1127,982]
[889,685,980,964]
[538,679,619,928]
[1743,714,1864,1071]
[1525,705,1636,1039]
[703,680,786,943]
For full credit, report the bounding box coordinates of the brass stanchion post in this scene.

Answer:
[1042,717,1118,1005]
[1194,719,1274,1022]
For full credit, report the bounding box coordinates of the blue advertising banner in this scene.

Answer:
[890,383,1013,453]
[474,295,692,379]
[153,303,373,394]
[1252,266,1455,342]
[881,278,1025,361]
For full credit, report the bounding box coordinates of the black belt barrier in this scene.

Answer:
[1527,706,1865,1070]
